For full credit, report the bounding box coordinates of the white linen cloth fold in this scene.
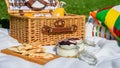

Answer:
[0,28,120,68]
[0,28,21,50]
[0,53,42,68]
[42,57,96,68]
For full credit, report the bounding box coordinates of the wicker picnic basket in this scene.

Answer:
[5,0,86,45]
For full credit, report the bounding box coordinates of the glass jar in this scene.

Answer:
[78,50,97,65]
[56,44,79,58]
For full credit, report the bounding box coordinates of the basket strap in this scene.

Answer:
[38,0,49,6]
[25,0,35,8]
[25,0,48,10]
[25,0,57,11]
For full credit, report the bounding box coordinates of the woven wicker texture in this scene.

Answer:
[6,0,86,45]
[10,14,85,45]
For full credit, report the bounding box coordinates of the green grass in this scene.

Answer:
[61,0,120,17]
[0,0,9,19]
[0,21,1,27]
[0,0,120,19]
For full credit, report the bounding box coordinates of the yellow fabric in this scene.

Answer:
[105,8,119,28]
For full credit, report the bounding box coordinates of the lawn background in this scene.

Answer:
[0,0,120,19]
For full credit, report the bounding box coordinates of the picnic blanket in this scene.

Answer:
[0,28,120,68]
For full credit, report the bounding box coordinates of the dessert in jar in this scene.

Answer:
[68,38,85,52]
[56,39,79,58]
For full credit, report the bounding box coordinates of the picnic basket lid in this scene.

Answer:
[5,0,59,14]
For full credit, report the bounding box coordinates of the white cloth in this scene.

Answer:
[0,28,120,68]
[0,28,21,50]
[0,54,42,68]
[0,28,42,68]
[42,57,96,68]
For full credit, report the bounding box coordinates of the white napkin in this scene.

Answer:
[0,54,43,68]
[97,56,120,68]
[42,57,96,68]
[96,40,120,61]
[0,28,20,50]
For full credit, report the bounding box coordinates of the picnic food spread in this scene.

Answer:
[7,43,54,59]
[1,37,98,65]
[1,43,59,65]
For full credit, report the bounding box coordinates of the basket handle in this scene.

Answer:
[42,20,77,34]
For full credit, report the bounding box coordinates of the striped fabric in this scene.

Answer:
[91,5,120,41]
[87,16,114,40]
